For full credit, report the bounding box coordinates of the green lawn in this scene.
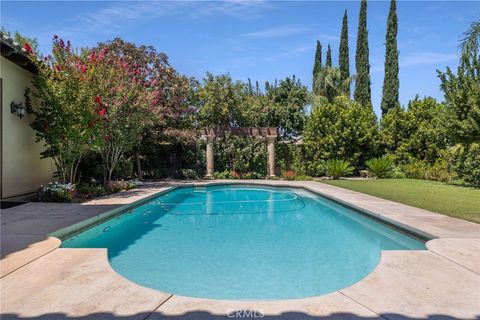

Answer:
[321,179,480,223]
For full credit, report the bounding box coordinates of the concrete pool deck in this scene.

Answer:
[1,180,479,319]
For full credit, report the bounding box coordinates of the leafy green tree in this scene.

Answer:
[29,36,98,183]
[354,0,372,107]
[1,28,40,55]
[264,76,309,138]
[326,44,332,67]
[380,97,450,164]
[312,40,322,93]
[438,30,480,145]
[196,73,308,138]
[437,20,480,186]
[381,0,400,116]
[339,10,350,97]
[197,73,245,127]
[303,96,378,168]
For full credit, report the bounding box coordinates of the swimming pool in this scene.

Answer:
[61,184,425,300]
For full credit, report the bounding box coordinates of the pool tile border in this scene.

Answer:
[51,181,433,243]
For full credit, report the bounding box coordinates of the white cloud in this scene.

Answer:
[193,0,272,19]
[401,52,457,67]
[243,26,308,38]
[64,0,271,36]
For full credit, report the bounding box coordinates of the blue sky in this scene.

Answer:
[2,1,479,116]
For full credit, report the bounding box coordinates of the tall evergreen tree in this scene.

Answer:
[326,44,332,67]
[381,0,399,116]
[312,40,322,93]
[354,0,372,107]
[339,10,350,96]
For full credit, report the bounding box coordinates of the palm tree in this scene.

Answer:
[459,20,479,60]
[313,67,354,103]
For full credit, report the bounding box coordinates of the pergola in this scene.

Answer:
[201,127,279,178]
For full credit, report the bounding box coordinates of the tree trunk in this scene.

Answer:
[135,152,142,180]
[107,169,113,188]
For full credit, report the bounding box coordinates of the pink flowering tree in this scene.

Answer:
[93,39,193,181]
[29,36,99,183]
[88,46,155,186]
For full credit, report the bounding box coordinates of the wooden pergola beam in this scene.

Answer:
[201,127,279,138]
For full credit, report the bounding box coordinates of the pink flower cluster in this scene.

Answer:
[94,96,107,117]
[23,42,33,54]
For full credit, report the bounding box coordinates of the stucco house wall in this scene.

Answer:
[1,56,55,198]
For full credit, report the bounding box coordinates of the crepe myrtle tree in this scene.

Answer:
[95,39,194,178]
[86,46,157,187]
[29,36,99,184]
[97,38,193,130]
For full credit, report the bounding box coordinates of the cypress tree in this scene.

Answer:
[312,40,322,93]
[326,44,332,67]
[339,10,350,96]
[381,0,399,116]
[354,0,372,107]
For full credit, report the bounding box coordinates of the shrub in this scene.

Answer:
[306,161,326,177]
[379,97,450,164]
[37,182,75,202]
[283,170,296,180]
[108,179,141,192]
[303,96,378,169]
[108,180,127,193]
[77,183,106,199]
[401,160,427,179]
[390,167,406,179]
[424,159,457,182]
[252,172,266,179]
[213,171,230,179]
[241,172,253,179]
[179,169,198,180]
[326,159,354,179]
[125,179,141,190]
[230,171,241,179]
[453,143,480,187]
[240,172,264,179]
[149,168,175,179]
[365,156,394,178]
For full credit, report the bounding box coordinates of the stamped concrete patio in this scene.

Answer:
[1,180,479,319]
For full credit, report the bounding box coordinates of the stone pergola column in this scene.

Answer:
[205,136,214,178]
[266,136,276,177]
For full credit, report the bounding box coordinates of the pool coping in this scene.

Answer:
[2,180,479,319]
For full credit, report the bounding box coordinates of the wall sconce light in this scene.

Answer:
[10,102,26,118]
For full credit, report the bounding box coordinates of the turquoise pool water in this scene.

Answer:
[62,185,424,299]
